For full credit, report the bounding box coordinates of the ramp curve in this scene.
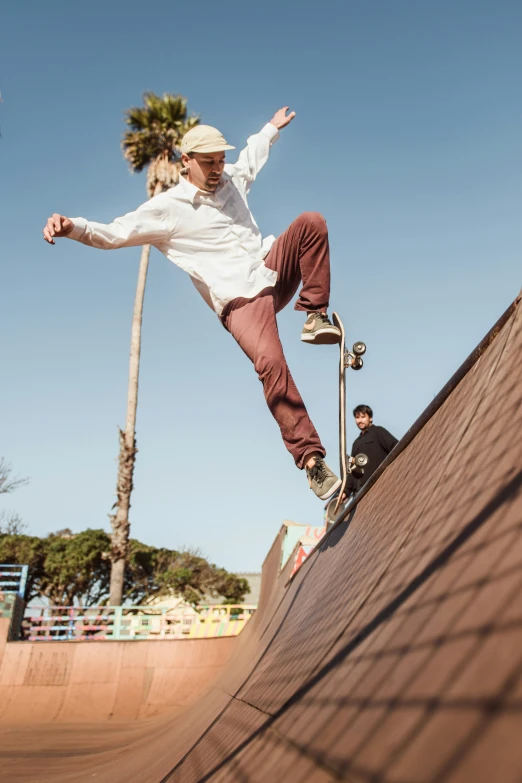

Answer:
[1,292,521,782]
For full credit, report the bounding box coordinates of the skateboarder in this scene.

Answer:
[345,405,398,494]
[42,107,342,500]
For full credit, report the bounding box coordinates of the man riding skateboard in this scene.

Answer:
[42,107,342,500]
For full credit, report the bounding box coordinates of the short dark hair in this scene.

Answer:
[353,404,373,418]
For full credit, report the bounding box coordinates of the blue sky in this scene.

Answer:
[1,0,521,573]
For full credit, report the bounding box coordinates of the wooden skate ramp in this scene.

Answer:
[2,292,522,782]
[0,635,236,724]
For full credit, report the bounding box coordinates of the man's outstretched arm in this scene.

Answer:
[270,106,296,130]
[229,106,296,190]
[43,214,74,244]
[42,198,170,249]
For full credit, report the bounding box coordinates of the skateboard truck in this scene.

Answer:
[349,452,369,479]
[344,341,366,371]
[332,452,369,515]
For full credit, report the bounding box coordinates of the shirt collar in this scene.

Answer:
[178,173,230,204]
[177,174,201,204]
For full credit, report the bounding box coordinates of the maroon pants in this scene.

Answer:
[221,212,330,469]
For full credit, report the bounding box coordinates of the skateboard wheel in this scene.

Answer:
[353,341,366,356]
[352,357,363,370]
[354,453,368,467]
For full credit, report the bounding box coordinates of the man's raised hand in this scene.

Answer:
[270,107,296,130]
[43,214,74,244]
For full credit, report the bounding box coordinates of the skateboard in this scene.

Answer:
[326,312,368,525]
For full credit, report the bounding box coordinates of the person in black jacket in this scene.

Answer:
[345,404,398,495]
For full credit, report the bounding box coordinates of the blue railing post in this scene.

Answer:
[18,565,28,599]
[0,564,29,599]
[112,606,122,640]
[67,608,75,640]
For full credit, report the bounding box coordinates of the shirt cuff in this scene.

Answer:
[261,122,280,144]
[66,217,88,240]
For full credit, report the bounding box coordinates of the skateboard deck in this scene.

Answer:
[326,312,367,525]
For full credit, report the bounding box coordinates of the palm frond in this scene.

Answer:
[121,91,200,192]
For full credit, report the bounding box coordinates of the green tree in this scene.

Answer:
[0,529,111,604]
[109,93,199,605]
[124,544,249,606]
[39,529,112,605]
[0,534,46,601]
[211,569,250,605]
[1,529,248,607]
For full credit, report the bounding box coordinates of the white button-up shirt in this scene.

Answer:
[67,123,280,315]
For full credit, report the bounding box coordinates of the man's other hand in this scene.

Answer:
[270,107,296,130]
[43,214,74,244]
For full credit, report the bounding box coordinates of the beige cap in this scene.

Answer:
[180,124,235,154]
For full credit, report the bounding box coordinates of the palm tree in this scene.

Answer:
[109,92,199,605]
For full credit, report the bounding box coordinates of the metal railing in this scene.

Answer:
[23,604,257,641]
[0,565,28,599]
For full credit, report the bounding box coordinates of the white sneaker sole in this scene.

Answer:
[318,477,342,501]
[301,328,341,345]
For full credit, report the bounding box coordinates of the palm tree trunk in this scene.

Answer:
[108,185,162,606]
